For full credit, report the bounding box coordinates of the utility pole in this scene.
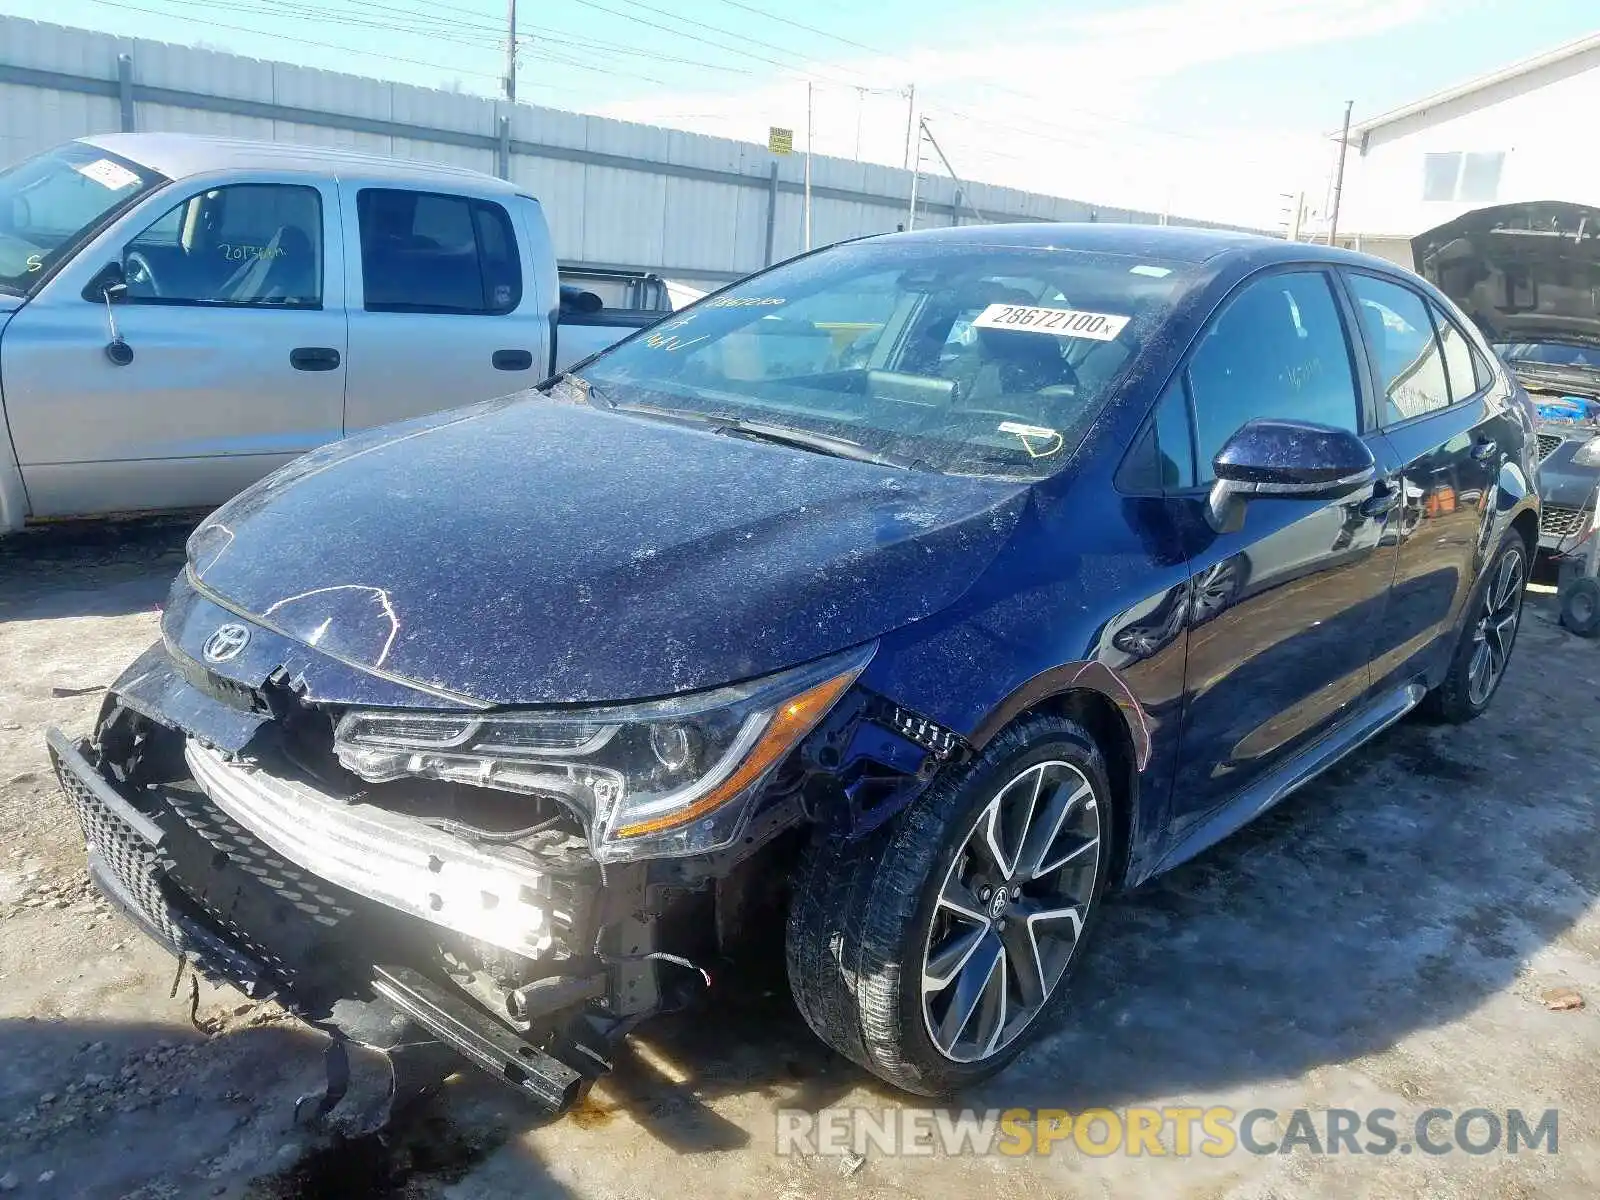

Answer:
[901,83,916,170]
[804,81,814,250]
[920,119,986,224]
[854,87,865,161]
[1328,99,1353,246]
[907,118,923,229]
[503,0,517,103]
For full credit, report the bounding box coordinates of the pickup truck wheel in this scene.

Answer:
[785,713,1112,1096]
[1421,533,1526,723]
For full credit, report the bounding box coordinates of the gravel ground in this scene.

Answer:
[3,519,1599,1198]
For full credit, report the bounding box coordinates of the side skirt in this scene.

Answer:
[1147,681,1427,878]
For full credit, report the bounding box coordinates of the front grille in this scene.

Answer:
[1537,433,1564,462]
[56,751,171,934]
[1541,504,1592,541]
[48,738,273,994]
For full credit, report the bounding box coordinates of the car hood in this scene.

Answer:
[1413,201,1600,348]
[188,394,1031,705]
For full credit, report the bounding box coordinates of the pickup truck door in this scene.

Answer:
[0,175,346,519]
[340,185,550,433]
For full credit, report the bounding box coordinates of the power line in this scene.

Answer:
[923,101,1287,170]
[565,0,889,90]
[520,28,754,75]
[85,0,505,80]
[706,0,1237,150]
[88,0,693,90]
[706,0,894,59]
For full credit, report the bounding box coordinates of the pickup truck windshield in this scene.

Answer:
[579,241,1195,479]
[0,143,165,296]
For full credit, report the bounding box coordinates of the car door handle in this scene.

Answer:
[492,349,534,371]
[290,346,341,372]
[1360,483,1400,518]
[1471,438,1498,463]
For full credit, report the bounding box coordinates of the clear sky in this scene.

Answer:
[4,0,1596,227]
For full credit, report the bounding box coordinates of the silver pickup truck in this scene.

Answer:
[0,134,672,530]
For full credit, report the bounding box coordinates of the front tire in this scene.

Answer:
[1421,532,1527,722]
[785,713,1113,1096]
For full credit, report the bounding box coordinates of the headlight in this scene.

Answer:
[333,644,874,862]
[1572,436,1600,467]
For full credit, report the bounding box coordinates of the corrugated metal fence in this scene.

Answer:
[1,15,1240,283]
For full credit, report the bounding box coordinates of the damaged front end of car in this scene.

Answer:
[45,573,909,1124]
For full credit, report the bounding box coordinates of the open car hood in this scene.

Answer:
[1412,201,1600,349]
[187,395,1031,705]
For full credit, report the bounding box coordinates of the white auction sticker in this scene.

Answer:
[73,158,141,191]
[971,303,1130,341]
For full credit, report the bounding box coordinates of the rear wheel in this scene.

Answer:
[785,713,1113,1095]
[1421,533,1526,722]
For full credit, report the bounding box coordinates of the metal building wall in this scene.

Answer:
[0,15,1244,282]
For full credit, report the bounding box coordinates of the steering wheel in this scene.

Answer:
[123,251,162,298]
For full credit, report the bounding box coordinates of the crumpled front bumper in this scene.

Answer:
[46,729,590,1113]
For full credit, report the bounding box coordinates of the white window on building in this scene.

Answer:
[1422,152,1505,203]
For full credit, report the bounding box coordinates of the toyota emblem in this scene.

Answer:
[202,622,252,663]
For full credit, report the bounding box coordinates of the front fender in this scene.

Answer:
[0,306,25,532]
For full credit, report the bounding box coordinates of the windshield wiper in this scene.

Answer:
[544,372,610,408]
[714,418,922,470]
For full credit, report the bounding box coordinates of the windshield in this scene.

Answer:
[0,142,165,296]
[1495,342,1600,371]
[579,240,1196,479]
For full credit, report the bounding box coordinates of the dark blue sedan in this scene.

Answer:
[50,223,1538,1106]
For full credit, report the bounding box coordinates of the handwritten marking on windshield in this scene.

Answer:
[644,331,709,352]
[704,296,786,308]
[998,421,1065,458]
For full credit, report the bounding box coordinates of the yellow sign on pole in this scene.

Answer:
[768,126,794,155]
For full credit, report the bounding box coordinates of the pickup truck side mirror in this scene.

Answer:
[82,262,134,366]
[1205,418,1375,533]
[82,261,127,304]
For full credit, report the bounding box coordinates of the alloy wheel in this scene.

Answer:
[1467,546,1524,706]
[920,760,1101,1063]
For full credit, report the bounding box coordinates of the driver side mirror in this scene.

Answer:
[1205,418,1375,533]
[82,261,127,304]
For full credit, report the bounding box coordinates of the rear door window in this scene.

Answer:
[1427,299,1485,402]
[1184,270,1361,483]
[1346,273,1451,424]
[357,189,521,314]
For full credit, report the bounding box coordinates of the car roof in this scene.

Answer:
[79,132,519,194]
[872,221,1403,272]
